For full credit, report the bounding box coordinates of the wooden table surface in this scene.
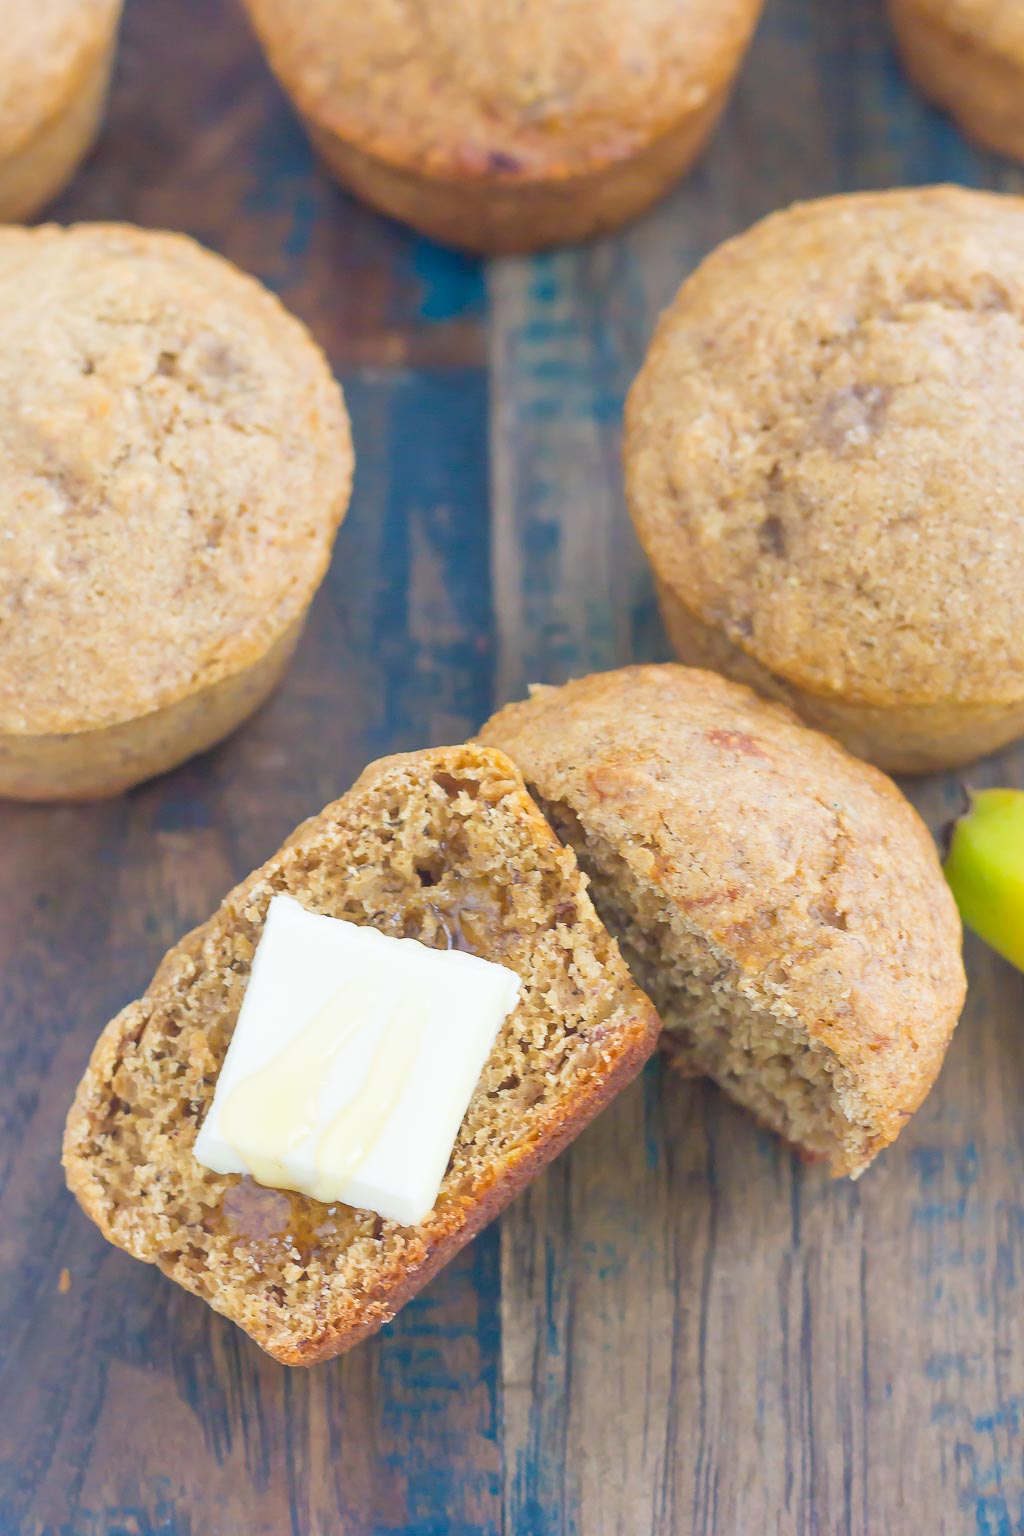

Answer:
[3,0,1024,1531]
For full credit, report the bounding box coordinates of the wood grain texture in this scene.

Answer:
[490,2,1024,1534]
[0,4,499,1534]
[1,0,1023,1531]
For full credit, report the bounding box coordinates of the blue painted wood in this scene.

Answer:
[0,369,503,1536]
[490,2,1024,1533]
[0,3,500,1533]
[3,0,1024,1530]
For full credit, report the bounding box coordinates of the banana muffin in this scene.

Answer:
[625,186,1024,771]
[480,665,966,1177]
[0,224,352,801]
[64,745,659,1363]
[888,0,1024,162]
[241,0,764,254]
[0,0,123,221]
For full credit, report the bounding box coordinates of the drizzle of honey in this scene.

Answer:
[428,883,508,956]
[220,970,429,1206]
[217,1180,361,1266]
[219,1179,294,1243]
[214,877,517,1255]
[317,994,428,1188]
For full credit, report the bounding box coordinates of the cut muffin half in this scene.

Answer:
[480,666,966,1177]
[63,745,659,1364]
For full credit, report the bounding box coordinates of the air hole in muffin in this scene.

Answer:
[156,351,178,377]
[435,772,479,799]
[415,859,444,887]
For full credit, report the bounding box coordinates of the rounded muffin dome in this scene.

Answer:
[888,0,1024,161]
[0,223,351,737]
[0,0,122,219]
[0,223,352,799]
[244,0,760,178]
[625,186,1024,770]
[242,0,764,251]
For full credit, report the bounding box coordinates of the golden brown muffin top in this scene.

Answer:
[626,186,1024,710]
[480,665,965,1132]
[0,0,122,158]
[0,225,352,736]
[242,0,763,180]
[899,0,1024,56]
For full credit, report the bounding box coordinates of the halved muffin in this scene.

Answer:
[64,745,660,1363]
[481,665,966,1176]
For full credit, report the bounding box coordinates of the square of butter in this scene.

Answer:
[194,894,521,1226]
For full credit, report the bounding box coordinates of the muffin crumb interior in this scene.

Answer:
[538,794,878,1174]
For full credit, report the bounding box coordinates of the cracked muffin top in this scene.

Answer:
[242,0,762,181]
[0,224,352,736]
[0,0,121,159]
[625,186,1024,710]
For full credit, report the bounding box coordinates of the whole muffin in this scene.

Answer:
[888,0,1024,161]
[480,665,966,1177]
[0,0,123,221]
[625,186,1024,772]
[0,224,352,801]
[241,0,764,254]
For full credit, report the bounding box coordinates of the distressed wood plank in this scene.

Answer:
[0,2,499,1532]
[1,368,502,1536]
[4,0,1024,1528]
[490,1,1024,1532]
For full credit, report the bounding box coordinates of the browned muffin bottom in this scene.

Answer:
[0,0,123,220]
[0,224,352,800]
[63,745,659,1364]
[480,666,966,1177]
[241,0,764,253]
[625,186,1024,772]
[888,0,1024,161]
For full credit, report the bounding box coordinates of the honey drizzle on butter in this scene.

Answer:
[317,992,429,1193]
[220,972,429,1204]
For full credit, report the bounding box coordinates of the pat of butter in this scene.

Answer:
[193,894,521,1226]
